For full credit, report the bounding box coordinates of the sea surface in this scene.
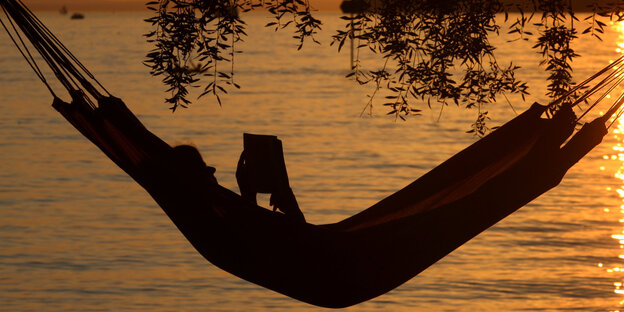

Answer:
[2,10,624,312]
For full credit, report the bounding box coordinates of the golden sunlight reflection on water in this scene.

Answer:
[608,21,624,305]
[572,19,624,311]
[612,118,624,301]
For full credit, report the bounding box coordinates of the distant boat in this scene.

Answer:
[59,6,67,15]
[70,13,84,20]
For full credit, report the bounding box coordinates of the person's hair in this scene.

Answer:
[172,144,205,168]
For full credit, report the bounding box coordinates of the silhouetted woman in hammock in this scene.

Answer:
[170,143,305,222]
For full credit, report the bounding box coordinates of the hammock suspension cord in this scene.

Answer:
[18,1,109,93]
[572,56,624,122]
[0,4,54,96]
[2,1,85,97]
[1,0,109,103]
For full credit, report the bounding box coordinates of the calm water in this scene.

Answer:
[2,11,624,311]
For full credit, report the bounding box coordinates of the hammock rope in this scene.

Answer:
[5,2,79,95]
[0,4,56,96]
[574,58,624,122]
[1,0,107,101]
[607,92,624,129]
[568,55,624,107]
[18,0,110,95]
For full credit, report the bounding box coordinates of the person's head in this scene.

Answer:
[172,144,206,168]
[172,145,217,183]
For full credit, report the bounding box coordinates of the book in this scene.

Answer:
[243,133,290,194]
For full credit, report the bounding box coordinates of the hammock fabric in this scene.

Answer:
[0,0,618,308]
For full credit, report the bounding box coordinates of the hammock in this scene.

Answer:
[1,0,620,308]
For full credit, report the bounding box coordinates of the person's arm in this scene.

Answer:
[236,151,258,205]
[270,187,305,223]
[236,150,305,222]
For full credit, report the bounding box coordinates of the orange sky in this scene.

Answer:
[23,0,612,12]
[24,0,341,12]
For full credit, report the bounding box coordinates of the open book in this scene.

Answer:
[243,133,290,194]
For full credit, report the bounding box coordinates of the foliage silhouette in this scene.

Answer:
[144,0,624,135]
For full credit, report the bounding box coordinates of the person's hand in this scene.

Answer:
[269,188,293,212]
[236,151,257,205]
[270,187,305,223]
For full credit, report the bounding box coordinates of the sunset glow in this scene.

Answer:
[23,0,341,11]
